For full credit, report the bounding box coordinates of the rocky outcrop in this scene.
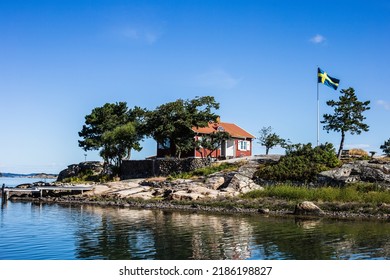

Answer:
[57,161,110,182]
[317,160,390,186]
[203,159,264,195]
[83,158,265,201]
[225,173,262,194]
[204,174,226,190]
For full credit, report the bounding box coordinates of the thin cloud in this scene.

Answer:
[121,28,139,40]
[310,34,326,44]
[377,100,390,110]
[195,69,242,90]
[117,26,163,45]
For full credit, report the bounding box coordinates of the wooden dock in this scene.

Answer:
[1,185,94,200]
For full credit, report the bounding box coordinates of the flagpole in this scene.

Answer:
[317,67,320,147]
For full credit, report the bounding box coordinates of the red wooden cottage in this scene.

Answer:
[156,120,255,159]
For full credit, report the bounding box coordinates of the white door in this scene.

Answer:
[226,140,234,157]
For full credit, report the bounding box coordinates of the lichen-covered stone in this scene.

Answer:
[294,201,324,215]
[318,160,390,186]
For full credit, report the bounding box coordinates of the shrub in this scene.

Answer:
[255,142,341,182]
[380,138,390,156]
[61,169,112,183]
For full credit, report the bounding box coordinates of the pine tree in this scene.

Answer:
[321,87,370,158]
[380,138,390,156]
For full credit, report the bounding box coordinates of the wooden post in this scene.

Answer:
[1,184,6,200]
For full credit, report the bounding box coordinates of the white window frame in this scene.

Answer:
[238,140,250,151]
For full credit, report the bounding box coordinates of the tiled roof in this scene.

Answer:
[193,122,255,139]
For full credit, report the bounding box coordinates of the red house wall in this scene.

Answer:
[157,137,253,158]
[194,137,252,158]
[234,139,252,158]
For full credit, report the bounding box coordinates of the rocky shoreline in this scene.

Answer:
[9,194,390,221]
[6,156,390,221]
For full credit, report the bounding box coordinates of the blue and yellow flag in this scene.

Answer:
[317,68,340,90]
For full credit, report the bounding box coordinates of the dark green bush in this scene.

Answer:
[255,142,341,182]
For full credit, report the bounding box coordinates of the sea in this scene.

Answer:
[1,177,390,260]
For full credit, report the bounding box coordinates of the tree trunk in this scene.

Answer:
[338,130,345,159]
[266,147,269,155]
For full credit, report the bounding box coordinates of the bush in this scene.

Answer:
[61,169,112,183]
[255,142,340,182]
[380,138,390,156]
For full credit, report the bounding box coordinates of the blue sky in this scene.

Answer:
[0,0,389,174]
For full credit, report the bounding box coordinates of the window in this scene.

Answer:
[196,136,203,148]
[158,139,170,149]
[238,140,250,151]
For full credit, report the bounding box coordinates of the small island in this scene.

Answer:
[4,95,390,221]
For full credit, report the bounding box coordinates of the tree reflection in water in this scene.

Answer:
[72,205,390,260]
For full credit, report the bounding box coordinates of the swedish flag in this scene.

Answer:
[317,68,340,90]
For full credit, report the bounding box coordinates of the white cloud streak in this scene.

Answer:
[377,100,390,110]
[117,26,162,45]
[195,69,242,90]
[310,34,326,44]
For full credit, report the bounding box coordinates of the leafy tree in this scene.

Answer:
[100,122,142,167]
[78,102,145,170]
[196,131,231,158]
[145,96,220,158]
[321,87,370,158]
[255,142,340,182]
[380,138,390,156]
[258,126,287,155]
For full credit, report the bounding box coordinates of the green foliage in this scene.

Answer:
[255,142,340,182]
[258,126,288,155]
[196,131,231,158]
[145,96,220,158]
[168,162,243,180]
[61,169,112,183]
[380,138,390,156]
[321,87,370,158]
[242,183,390,204]
[78,102,145,170]
[100,122,142,167]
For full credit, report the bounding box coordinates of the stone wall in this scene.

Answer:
[120,158,212,179]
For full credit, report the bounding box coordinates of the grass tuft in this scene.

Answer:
[242,183,390,204]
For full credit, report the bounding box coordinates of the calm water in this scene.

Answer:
[1,177,56,187]
[1,179,390,260]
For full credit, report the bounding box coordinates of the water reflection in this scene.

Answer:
[68,205,390,260]
[1,201,389,260]
[72,206,255,260]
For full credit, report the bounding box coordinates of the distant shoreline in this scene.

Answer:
[0,173,57,179]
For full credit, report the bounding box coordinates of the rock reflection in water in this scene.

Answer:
[73,206,253,260]
[2,201,390,260]
[70,205,390,260]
